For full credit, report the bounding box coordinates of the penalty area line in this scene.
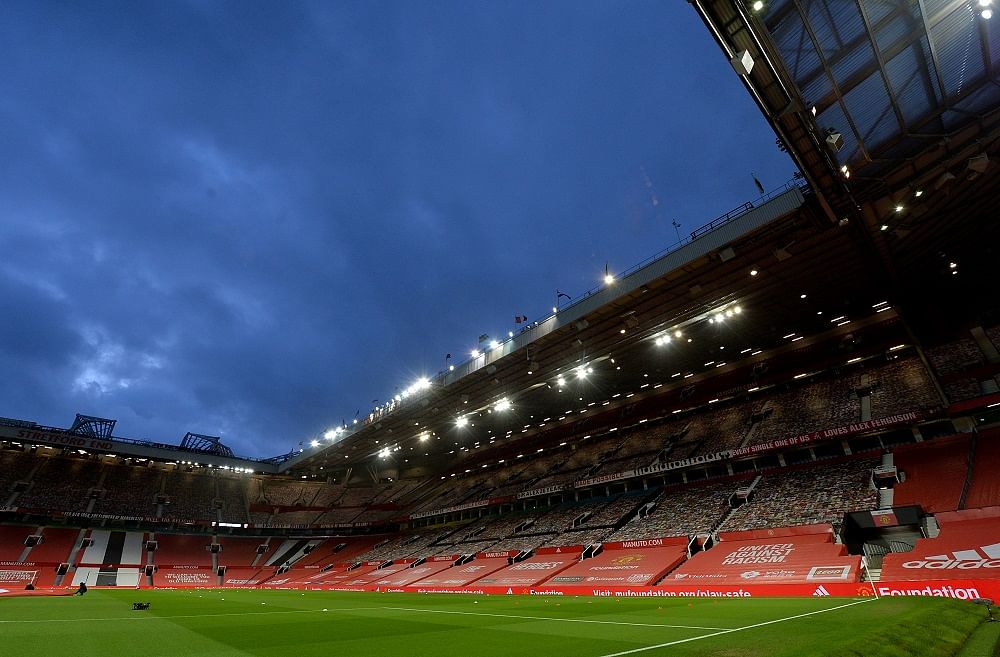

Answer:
[381,606,732,631]
[595,598,877,657]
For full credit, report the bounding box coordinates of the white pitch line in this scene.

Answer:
[0,607,384,624]
[595,598,877,657]
[381,606,731,631]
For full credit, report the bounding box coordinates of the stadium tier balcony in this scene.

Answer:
[449,539,502,555]
[720,457,879,532]
[538,527,613,548]
[870,357,941,416]
[926,338,985,375]
[15,456,102,513]
[519,468,588,491]
[153,533,214,567]
[582,493,647,527]
[0,524,33,561]
[480,512,539,539]
[90,464,162,517]
[367,479,422,505]
[255,480,316,506]
[162,471,218,521]
[26,526,80,564]
[891,434,971,513]
[356,528,457,562]
[216,476,250,524]
[675,402,755,453]
[312,507,365,526]
[216,536,266,567]
[607,481,733,541]
[987,326,1000,354]
[527,503,599,534]
[486,534,557,553]
[943,378,986,403]
[966,428,1000,509]
[265,510,323,527]
[0,449,37,502]
[751,381,852,448]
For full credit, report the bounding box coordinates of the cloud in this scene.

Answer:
[0,1,793,456]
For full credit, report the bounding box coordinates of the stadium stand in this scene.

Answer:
[293,535,383,568]
[16,457,101,513]
[881,508,1000,582]
[26,527,79,564]
[91,464,161,517]
[0,524,32,561]
[163,471,217,521]
[472,546,584,587]
[871,357,942,417]
[0,450,37,503]
[926,339,985,376]
[407,551,517,588]
[544,538,688,587]
[608,481,733,541]
[216,536,265,567]
[153,533,214,567]
[372,556,459,587]
[891,435,971,512]
[77,529,146,566]
[217,477,249,524]
[661,524,860,585]
[965,429,1000,509]
[720,458,878,532]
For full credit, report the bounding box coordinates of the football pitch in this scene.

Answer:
[0,589,994,657]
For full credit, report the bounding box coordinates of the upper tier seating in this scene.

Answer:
[91,464,161,517]
[721,458,878,532]
[16,457,101,512]
[607,481,733,541]
[927,339,985,375]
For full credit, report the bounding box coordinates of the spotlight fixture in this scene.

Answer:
[730,49,754,76]
[825,129,844,153]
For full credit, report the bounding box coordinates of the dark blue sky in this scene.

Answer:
[0,1,792,457]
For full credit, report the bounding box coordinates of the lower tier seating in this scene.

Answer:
[881,509,1000,582]
[661,524,860,586]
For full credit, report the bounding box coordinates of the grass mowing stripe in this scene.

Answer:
[380,606,731,631]
[596,598,877,657]
[0,607,384,624]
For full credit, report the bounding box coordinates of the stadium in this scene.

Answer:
[4,1,1000,656]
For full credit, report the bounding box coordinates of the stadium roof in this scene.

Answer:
[693,0,1000,329]
[285,183,919,479]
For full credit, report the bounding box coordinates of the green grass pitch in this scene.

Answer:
[0,589,992,656]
